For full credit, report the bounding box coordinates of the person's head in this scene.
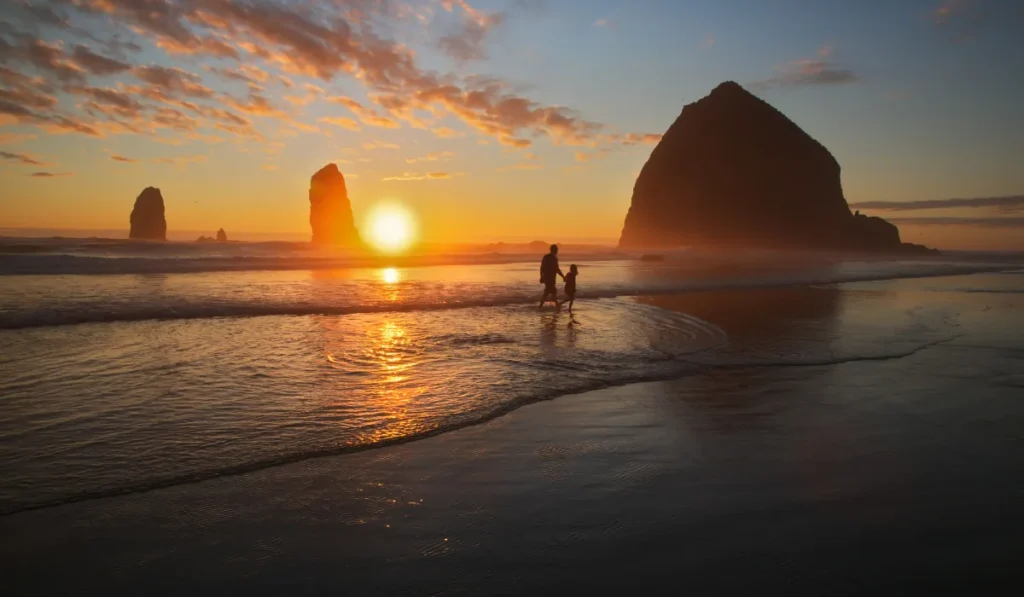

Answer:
[570,264,578,274]
[550,244,558,255]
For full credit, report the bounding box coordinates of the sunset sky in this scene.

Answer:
[1,0,1022,249]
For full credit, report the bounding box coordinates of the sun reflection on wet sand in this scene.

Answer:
[360,319,428,443]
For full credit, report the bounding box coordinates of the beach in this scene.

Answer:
[1,252,1022,594]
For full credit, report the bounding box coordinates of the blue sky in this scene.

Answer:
[1,0,1022,248]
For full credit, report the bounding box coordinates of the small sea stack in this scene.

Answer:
[129,187,167,241]
[619,81,935,254]
[309,164,361,246]
[216,228,227,242]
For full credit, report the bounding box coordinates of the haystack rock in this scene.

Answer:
[216,228,227,242]
[619,81,935,254]
[129,187,167,240]
[309,164,360,245]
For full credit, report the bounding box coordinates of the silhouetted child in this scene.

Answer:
[561,264,578,311]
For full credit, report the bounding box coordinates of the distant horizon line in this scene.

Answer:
[0,227,621,246]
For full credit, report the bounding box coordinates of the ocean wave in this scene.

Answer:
[0,252,622,276]
[0,331,967,518]
[0,262,1015,330]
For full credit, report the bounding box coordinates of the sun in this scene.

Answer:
[365,202,416,253]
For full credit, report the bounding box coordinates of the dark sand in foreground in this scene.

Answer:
[3,330,1022,595]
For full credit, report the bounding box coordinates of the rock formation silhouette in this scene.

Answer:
[619,81,935,254]
[309,164,361,245]
[216,228,227,242]
[129,187,167,241]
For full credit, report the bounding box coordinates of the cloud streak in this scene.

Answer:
[154,155,208,167]
[382,171,457,181]
[0,150,45,165]
[888,216,1024,228]
[851,195,1024,212]
[752,46,858,90]
[406,151,454,164]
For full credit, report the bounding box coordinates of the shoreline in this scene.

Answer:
[2,337,1022,594]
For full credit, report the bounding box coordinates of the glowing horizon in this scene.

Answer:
[1,1,1023,251]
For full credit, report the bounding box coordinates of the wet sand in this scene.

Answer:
[2,332,1022,595]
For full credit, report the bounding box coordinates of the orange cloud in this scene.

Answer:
[134,65,215,99]
[156,35,238,59]
[574,150,608,162]
[431,126,465,138]
[498,162,543,171]
[29,171,72,177]
[223,87,286,117]
[7,0,658,151]
[154,155,208,167]
[500,136,532,148]
[327,96,400,128]
[406,151,454,164]
[0,133,37,145]
[319,117,361,131]
[382,171,457,181]
[363,140,400,150]
[620,133,662,146]
[437,1,505,61]
[110,155,138,163]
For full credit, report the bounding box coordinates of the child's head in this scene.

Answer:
[569,264,578,274]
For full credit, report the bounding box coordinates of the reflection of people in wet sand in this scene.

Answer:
[538,244,564,308]
[559,264,578,312]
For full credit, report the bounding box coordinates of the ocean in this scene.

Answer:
[1,238,1023,593]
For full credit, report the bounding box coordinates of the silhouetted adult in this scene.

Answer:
[539,244,564,307]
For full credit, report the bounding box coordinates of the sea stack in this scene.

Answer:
[216,228,227,242]
[619,81,934,253]
[129,187,167,241]
[309,163,360,245]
